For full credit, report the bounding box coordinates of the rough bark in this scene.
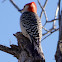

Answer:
[55,11,62,62]
[0,32,45,62]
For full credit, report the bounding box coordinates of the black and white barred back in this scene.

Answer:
[20,12,42,47]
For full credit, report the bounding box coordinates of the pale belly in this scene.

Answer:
[20,22,30,39]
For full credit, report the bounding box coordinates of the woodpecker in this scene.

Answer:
[20,2,42,56]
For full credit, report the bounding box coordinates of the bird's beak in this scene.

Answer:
[18,9,23,13]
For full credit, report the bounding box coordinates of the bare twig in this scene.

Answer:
[55,2,59,19]
[42,33,51,41]
[43,0,48,9]
[47,19,58,22]
[37,0,46,20]
[38,0,59,38]
[42,28,53,36]
[37,0,48,22]
[42,28,59,41]
[37,0,48,27]
[53,1,59,29]
[42,0,59,28]
[42,26,49,32]
[37,0,44,10]
[43,28,59,36]
[10,0,21,13]
[37,0,48,18]
[37,0,59,30]
[42,0,48,22]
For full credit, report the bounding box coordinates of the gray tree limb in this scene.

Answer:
[0,32,45,62]
[55,0,62,61]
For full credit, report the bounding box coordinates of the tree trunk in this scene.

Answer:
[0,32,45,62]
[55,11,62,62]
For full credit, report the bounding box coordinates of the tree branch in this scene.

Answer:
[10,0,21,13]
[0,32,45,62]
[55,0,62,62]
[14,32,45,62]
[42,28,59,41]
[0,44,19,59]
[37,0,48,23]
[53,0,60,29]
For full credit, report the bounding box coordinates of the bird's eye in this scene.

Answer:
[24,5,29,9]
[24,6,25,8]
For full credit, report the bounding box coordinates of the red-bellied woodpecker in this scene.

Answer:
[20,2,43,57]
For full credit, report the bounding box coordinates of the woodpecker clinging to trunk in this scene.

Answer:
[20,2,43,56]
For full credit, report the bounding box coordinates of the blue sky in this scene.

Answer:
[0,0,59,62]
